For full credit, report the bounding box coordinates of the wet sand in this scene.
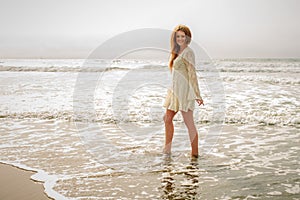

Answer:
[0,59,299,199]
[0,163,52,200]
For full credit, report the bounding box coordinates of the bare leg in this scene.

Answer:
[163,109,177,154]
[181,110,199,157]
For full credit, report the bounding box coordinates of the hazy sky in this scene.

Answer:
[0,0,299,59]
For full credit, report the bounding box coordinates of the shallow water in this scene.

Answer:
[0,119,299,199]
[0,59,299,199]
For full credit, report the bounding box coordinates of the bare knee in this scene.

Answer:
[164,110,176,124]
[163,114,173,124]
[181,110,196,130]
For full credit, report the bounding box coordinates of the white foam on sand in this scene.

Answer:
[0,160,70,200]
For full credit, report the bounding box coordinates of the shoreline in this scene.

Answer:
[0,162,53,200]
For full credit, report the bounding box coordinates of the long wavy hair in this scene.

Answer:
[169,24,192,70]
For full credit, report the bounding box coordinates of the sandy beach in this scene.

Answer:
[0,59,299,199]
[0,163,51,200]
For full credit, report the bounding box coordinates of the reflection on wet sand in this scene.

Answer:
[160,156,200,199]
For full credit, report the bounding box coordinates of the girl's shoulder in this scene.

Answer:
[182,46,195,56]
[182,46,195,57]
[185,46,194,52]
[182,46,195,65]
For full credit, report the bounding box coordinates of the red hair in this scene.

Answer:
[169,24,192,70]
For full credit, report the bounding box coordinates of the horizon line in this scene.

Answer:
[0,57,299,60]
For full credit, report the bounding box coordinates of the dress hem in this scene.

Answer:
[163,105,195,113]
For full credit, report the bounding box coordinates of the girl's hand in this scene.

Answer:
[196,99,204,106]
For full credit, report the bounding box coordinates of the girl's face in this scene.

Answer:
[176,30,186,47]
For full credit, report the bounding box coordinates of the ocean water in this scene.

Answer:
[0,58,299,199]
